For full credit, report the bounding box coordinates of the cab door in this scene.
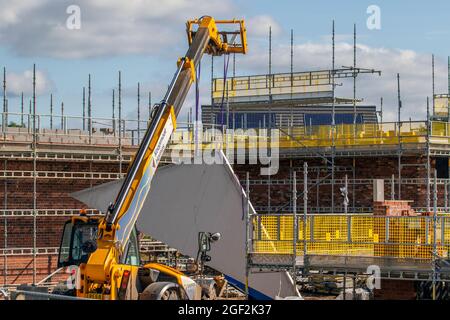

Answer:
[116,228,142,300]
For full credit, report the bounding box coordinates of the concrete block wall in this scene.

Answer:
[4,128,134,146]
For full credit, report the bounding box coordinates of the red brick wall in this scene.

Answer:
[0,159,126,285]
[373,200,416,216]
[0,160,119,209]
[0,255,67,285]
[0,154,442,285]
[233,155,433,212]
[0,216,68,248]
[374,279,417,300]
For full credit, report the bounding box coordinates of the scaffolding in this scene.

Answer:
[251,213,450,260]
[0,37,448,296]
[0,109,450,288]
[244,165,450,296]
[0,111,198,287]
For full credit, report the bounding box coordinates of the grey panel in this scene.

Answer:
[72,179,122,214]
[71,151,300,299]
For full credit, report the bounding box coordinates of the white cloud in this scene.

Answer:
[234,39,447,121]
[1,1,444,123]
[4,68,53,97]
[0,1,287,60]
[0,1,46,28]
[121,77,210,124]
[246,15,282,38]
[0,0,236,59]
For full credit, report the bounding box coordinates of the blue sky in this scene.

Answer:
[239,0,450,54]
[1,0,449,124]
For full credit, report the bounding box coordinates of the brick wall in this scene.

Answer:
[233,155,434,212]
[373,200,416,216]
[0,159,126,285]
[374,279,417,300]
[0,153,442,285]
[0,216,68,248]
[0,255,67,285]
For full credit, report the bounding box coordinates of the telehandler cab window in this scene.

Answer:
[72,223,98,262]
[58,220,98,267]
[58,222,73,266]
[124,228,140,266]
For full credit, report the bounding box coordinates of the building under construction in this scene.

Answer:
[2,35,450,300]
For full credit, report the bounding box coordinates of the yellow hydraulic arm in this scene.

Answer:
[78,16,247,296]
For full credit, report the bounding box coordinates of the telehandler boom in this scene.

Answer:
[57,16,247,300]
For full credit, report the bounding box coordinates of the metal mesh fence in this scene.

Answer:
[252,214,450,260]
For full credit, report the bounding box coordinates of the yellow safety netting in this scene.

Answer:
[252,214,450,260]
[166,121,450,151]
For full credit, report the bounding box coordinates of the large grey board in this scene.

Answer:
[72,152,300,299]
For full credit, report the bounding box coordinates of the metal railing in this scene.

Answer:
[170,121,431,151]
[0,112,224,147]
[212,70,333,101]
[3,111,450,151]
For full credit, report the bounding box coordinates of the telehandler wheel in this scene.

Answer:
[139,282,181,300]
[160,288,179,300]
[14,293,26,300]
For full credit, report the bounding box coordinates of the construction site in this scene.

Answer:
[1,12,450,302]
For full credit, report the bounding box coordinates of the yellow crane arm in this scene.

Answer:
[83,17,247,284]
